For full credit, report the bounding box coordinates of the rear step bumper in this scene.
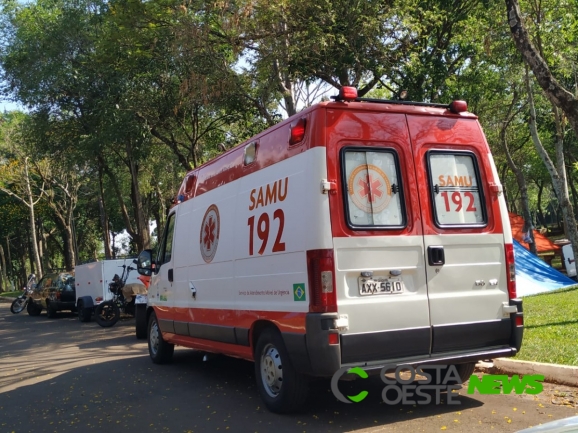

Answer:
[341,347,517,375]
[283,306,523,377]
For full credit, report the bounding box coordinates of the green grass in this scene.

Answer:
[0,290,21,298]
[516,286,578,366]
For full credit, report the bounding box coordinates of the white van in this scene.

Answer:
[136,87,524,413]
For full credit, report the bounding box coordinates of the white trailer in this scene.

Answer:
[75,259,142,322]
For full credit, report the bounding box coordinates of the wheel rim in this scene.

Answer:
[99,304,113,320]
[12,299,26,312]
[260,343,283,397]
[149,320,160,356]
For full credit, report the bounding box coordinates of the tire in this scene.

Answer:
[456,362,476,383]
[10,298,27,314]
[135,304,147,339]
[421,362,476,385]
[27,301,42,316]
[77,301,91,323]
[94,301,120,328]
[254,328,309,413]
[148,311,174,364]
[46,302,57,318]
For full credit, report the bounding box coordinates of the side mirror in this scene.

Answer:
[137,249,154,276]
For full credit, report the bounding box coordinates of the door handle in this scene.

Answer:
[428,246,445,266]
[168,268,173,282]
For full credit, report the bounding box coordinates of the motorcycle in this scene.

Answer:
[94,260,144,328]
[10,274,37,314]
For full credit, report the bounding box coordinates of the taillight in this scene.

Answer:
[505,243,516,299]
[289,118,307,145]
[307,249,337,313]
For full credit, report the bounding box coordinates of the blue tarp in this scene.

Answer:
[514,240,576,297]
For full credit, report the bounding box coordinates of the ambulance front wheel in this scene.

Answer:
[148,311,174,364]
[254,328,309,413]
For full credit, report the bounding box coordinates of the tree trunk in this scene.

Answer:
[0,244,5,292]
[24,158,43,276]
[5,237,12,280]
[500,103,537,254]
[505,0,578,139]
[98,166,112,259]
[63,227,75,271]
[99,155,140,250]
[535,181,546,226]
[525,69,578,264]
[127,151,150,251]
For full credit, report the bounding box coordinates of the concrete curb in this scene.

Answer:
[477,358,578,387]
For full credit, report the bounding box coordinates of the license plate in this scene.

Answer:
[358,277,404,296]
[135,294,148,304]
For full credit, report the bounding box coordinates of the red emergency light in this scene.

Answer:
[449,100,468,113]
[339,86,358,101]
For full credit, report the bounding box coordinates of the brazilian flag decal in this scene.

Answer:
[293,284,306,301]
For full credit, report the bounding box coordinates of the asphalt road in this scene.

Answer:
[1,299,577,433]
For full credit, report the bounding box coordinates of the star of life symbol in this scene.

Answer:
[348,164,392,213]
[200,204,220,263]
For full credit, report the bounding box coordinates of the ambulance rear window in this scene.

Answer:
[427,151,487,227]
[341,148,406,229]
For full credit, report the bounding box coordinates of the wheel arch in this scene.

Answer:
[77,296,94,309]
[250,320,281,355]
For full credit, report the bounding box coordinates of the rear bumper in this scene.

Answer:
[283,307,524,378]
[33,299,76,311]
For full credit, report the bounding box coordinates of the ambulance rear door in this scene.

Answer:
[407,114,513,355]
[326,107,432,366]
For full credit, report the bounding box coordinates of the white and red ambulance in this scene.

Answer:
[136,87,523,413]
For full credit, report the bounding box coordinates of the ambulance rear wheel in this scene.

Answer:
[254,328,309,413]
[148,311,174,364]
[455,362,476,383]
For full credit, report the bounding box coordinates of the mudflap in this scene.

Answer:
[135,304,147,339]
[509,298,524,352]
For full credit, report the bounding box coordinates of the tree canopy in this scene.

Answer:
[1,0,578,286]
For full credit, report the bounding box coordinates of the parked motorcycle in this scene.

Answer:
[94,260,143,328]
[10,274,37,314]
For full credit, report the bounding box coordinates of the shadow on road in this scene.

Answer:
[0,303,487,432]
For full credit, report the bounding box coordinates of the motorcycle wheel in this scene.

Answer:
[10,298,27,314]
[94,301,120,328]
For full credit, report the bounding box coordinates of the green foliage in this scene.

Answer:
[1,0,578,269]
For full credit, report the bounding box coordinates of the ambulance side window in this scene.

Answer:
[157,213,176,267]
[427,151,487,227]
[341,147,406,229]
